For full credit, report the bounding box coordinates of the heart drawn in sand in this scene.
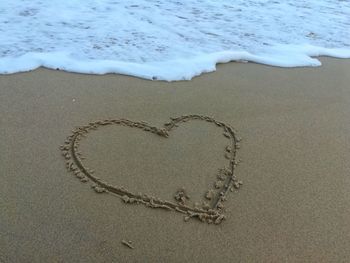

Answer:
[60,115,243,225]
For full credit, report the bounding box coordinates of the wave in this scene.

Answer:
[1,44,350,81]
[1,0,350,80]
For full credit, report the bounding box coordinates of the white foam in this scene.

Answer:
[0,0,350,81]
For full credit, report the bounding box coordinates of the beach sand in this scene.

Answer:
[1,58,350,262]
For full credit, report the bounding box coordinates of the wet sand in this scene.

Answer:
[1,58,350,262]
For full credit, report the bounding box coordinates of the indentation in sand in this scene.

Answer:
[60,115,243,224]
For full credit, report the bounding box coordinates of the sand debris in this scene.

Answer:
[214,181,223,189]
[223,132,230,138]
[174,187,190,205]
[121,240,134,249]
[80,177,89,183]
[205,190,215,200]
[91,184,107,193]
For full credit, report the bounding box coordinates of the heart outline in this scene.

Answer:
[60,115,242,224]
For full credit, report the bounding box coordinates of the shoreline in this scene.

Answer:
[1,58,350,262]
[1,49,350,81]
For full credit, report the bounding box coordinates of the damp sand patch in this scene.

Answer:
[60,115,243,224]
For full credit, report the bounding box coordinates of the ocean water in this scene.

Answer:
[0,0,350,81]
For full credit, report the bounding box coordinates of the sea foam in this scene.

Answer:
[0,0,350,81]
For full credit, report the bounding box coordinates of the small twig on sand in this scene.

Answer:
[121,240,134,249]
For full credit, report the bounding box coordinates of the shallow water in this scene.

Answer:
[1,0,350,80]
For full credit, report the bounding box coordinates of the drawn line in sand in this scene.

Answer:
[60,115,243,225]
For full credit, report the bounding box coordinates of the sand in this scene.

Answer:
[1,58,350,262]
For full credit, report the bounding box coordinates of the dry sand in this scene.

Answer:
[1,58,350,262]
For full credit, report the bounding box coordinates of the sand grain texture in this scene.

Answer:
[1,58,350,262]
